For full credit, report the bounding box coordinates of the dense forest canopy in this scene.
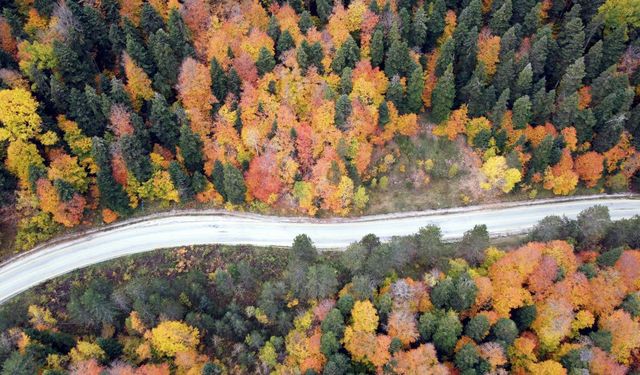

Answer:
[0,0,639,253]
[0,206,639,374]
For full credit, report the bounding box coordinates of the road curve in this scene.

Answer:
[0,195,638,304]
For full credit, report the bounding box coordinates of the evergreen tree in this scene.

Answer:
[140,2,164,36]
[378,101,390,128]
[316,0,332,23]
[256,47,276,76]
[399,8,412,43]
[431,64,456,123]
[557,57,585,100]
[529,32,549,78]
[149,29,179,98]
[223,164,246,204]
[493,51,515,95]
[602,24,627,69]
[406,65,425,114]
[335,94,352,130]
[462,63,489,116]
[120,134,152,181]
[212,160,226,200]
[385,37,411,78]
[513,63,533,99]
[53,41,94,88]
[168,161,194,202]
[585,40,603,82]
[150,94,179,151]
[522,3,542,36]
[339,67,353,95]
[125,33,155,76]
[489,0,512,35]
[227,68,242,98]
[575,108,596,144]
[426,0,447,50]
[455,26,479,91]
[331,36,360,73]
[512,0,535,23]
[412,7,428,49]
[210,57,228,102]
[435,38,455,77]
[298,11,313,34]
[490,88,510,125]
[179,125,204,173]
[386,76,405,113]
[512,96,532,129]
[267,16,281,42]
[531,82,554,125]
[92,138,131,215]
[370,29,385,68]
[555,5,585,80]
[553,91,579,128]
[167,9,195,60]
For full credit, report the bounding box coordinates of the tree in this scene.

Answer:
[334,94,352,130]
[256,47,275,76]
[305,264,339,300]
[492,318,518,346]
[456,225,490,266]
[1,352,38,375]
[149,94,179,151]
[222,163,246,204]
[331,35,360,73]
[384,37,411,78]
[168,161,194,202]
[574,151,604,187]
[412,7,428,49]
[455,343,480,372]
[512,96,532,129]
[432,311,463,355]
[577,205,611,249]
[178,124,204,173]
[406,66,424,114]
[246,152,282,203]
[489,0,512,35]
[149,321,199,357]
[465,315,490,342]
[290,234,318,265]
[430,64,455,123]
[0,88,41,142]
[209,57,227,102]
[370,28,384,68]
[351,300,379,333]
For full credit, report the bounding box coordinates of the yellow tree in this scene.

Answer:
[123,53,154,110]
[351,300,379,333]
[0,88,42,141]
[5,139,44,186]
[480,156,522,193]
[148,321,200,357]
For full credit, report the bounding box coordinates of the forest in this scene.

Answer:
[0,205,639,374]
[0,0,639,254]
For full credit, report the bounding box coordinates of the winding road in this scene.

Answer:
[0,194,638,304]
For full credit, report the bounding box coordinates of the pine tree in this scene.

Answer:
[455,26,479,91]
[223,163,246,204]
[277,30,295,56]
[212,160,226,200]
[340,67,353,95]
[513,63,533,99]
[493,51,515,95]
[555,6,585,80]
[490,88,510,125]
[331,35,360,73]
[462,63,489,117]
[256,47,276,76]
[585,40,603,82]
[557,57,585,100]
[179,124,204,173]
[267,16,281,42]
[92,138,131,215]
[529,32,549,78]
[298,11,313,34]
[140,3,164,36]
[168,161,194,202]
[316,0,332,23]
[435,38,455,77]
[489,0,512,35]
[370,29,385,68]
[227,68,241,98]
[602,24,627,69]
[399,8,412,43]
[412,7,428,49]
[53,41,94,88]
[120,134,152,181]
[125,33,155,76]
[426,0,446,50]
[210,57,228,102]
[431,64,456,123]
[149,29,179,98]
[531,82,554,125]
[150,94,179,151]
[512,96,532,129]
[168,9,195,60]
[522,3,542,36]
[335,94,352,130]
[386,76,405,113]
[512,0,536,24]
[378,101,390,128]
[554,91,579,128]
[385,37,411,78]
[406,65,425,113]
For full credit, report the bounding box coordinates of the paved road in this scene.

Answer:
[0,195,638,304]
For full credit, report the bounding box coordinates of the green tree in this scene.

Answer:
[211,160,226,200]
[167,9,195,60]
[512,95,532,129]
[456,224,489,266]
[140,3,164,36]
[378,101,390,128]
[339,67,352,95]
[256,47,276,76]
[179,125,204,173]
[222,163,246,204]
[120,134,152,181]
[491,318,518,346]
[334,94,352,130]
[92,138,131,215]
[465,315,490,342]
[433,311,463,355]
[455,343,480,372]
[298,11,313,34]
[489,0,512,35]
[412,7,428,49]
[1,352,37,375]
[150,94,179,151]
[370,28,385,68]
[585,40,603,81]
[406,65,425,113]
[384,37,411,78]
[305,264,339,300]
[430,64,455,123]
[331,36,360,73]
[316,0,332,23]
[168,161,194,202]
[386,76,405,113]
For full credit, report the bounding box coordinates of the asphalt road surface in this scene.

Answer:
[0,195,638,304]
